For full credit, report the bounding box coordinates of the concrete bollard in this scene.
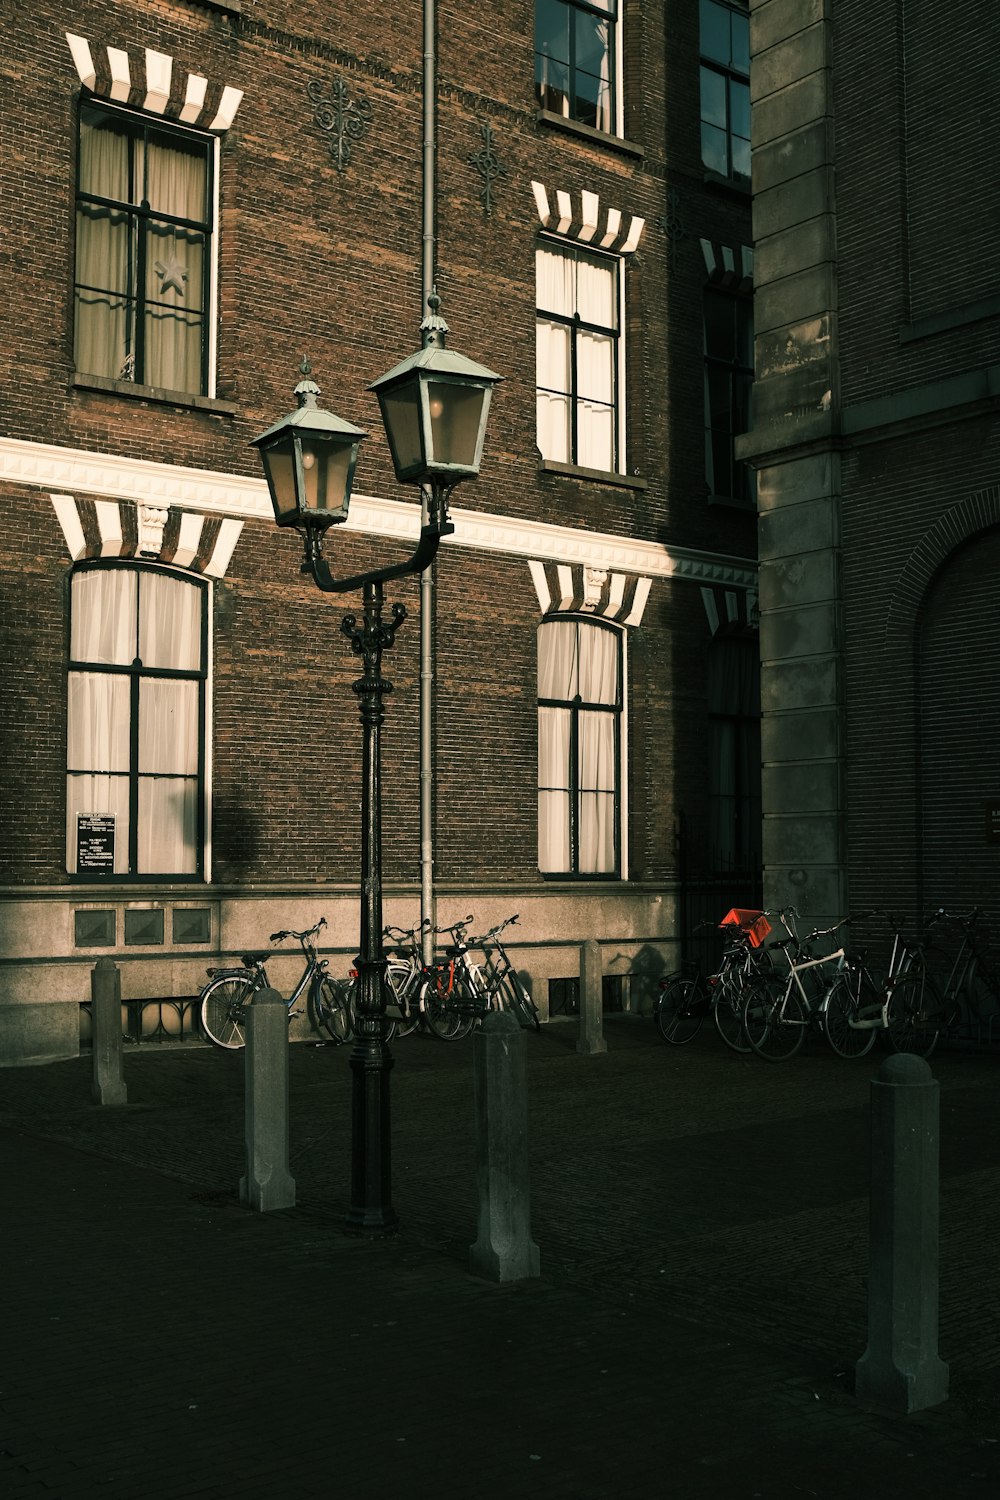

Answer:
[91,958,127,1106]
[470,1011,540,1283]
[855,1053,949,1413]
[240,988,296,1213]
[577,939,607,1056]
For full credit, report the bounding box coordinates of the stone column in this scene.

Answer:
[470,1011,540,1282]
[856,1054,949,1413]
[91,958,127,1106]
[240,988,296,1213]
[577,939,607,1056]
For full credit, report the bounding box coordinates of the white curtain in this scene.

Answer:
[536,249,616,469]
[66,569,202,875]
[75,116,130,381]
[537,620,619,874]
[75,114,206,393]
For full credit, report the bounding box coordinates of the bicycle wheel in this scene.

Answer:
[884,971,941,1058]
[309,974,353,1044]
[201,974,256,1050]
[498,974,541,1032]
[654,979,704,1045]
[423,976,473,1041]
[823,976,878,1059]
[713,983,751,1053]
[743,981,805,1062]
[386,962,420,1039]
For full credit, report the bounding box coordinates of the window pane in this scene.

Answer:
[700,0,731,64]
[578,712,616,790]
[729,78,750,140]
[138,776,198,874]
[66,774,130,874]
[67,673,131,771]
[538,790,572,872]
[536,390,572,462]
[138,573,203,671]
[145,224,205,314]
[732,132,751,180]
[139,679,200,774]
[705,293,735,359]
[577,255,616,328]
[579,791,616,872]
[731,12,751,74]
[577,626,619,703]
[79,109,129,201]
[536,318,572,394]
[538,620,579,699]
[538,706,572,788]
[71,570,138,664]
[577,400,615,470]
[577,330,614,403]
[701,122,729,176]
[700,67,727,129]
[536,247,576,317]
[145,134,209,222]
[535,0,571,68]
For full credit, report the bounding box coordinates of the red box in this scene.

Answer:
[719,908,772,948]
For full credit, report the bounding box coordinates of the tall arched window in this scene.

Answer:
[66,563,207,878]
[538,617,622,875]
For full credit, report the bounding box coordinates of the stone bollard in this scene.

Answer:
[240,988,296,1213]
[577,939,607,1056]
[470,1011,540,1282]
[91,958,127,1106]
[855,1053,949,1414]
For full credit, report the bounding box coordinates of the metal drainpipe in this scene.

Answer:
[419,0,437,966]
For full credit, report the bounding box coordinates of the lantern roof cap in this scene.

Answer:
[250,359,367,448]
[368,292,501,392]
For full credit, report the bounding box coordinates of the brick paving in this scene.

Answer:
[2,1017,999,1497]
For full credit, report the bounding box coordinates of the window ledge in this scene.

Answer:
[540,459,648,490]
[703,169,751,197]
[707,492,757,513]
[536,110,644,160]
[899,293,1000,345]
[71,373,237,416]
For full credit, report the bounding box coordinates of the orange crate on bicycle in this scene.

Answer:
[719,908,772,948]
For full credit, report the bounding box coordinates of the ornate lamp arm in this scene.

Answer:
[301,516,454,594]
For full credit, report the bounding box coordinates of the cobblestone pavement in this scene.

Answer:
[2,1017,999,1497]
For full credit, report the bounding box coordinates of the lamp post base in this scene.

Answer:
[344,1019,399,1237]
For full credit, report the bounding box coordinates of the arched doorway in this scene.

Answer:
[917,526,1000,913]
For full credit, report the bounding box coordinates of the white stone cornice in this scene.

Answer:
[2,437,756,589]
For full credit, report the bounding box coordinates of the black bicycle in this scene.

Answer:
[199,917,353,1050]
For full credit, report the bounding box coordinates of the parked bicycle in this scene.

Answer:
[885,906,1000,1056]
[381,918,469,1041]
[654,909,787,1053]
[199,917,353,1050]
[741,915,863,1062]
[427,914,541,1032]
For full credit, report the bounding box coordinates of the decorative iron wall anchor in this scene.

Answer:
[657,187,690,275]
[307,78,373,172]
[468,119,507,217]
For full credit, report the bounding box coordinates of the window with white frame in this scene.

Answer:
[699,0,751,182]
[538,617,622,876]
[536,243,620,473]
[74,101,214,395]
[66,564,207,878]
[535,0,617,134]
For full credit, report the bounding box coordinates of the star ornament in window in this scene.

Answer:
[154,255,188,296]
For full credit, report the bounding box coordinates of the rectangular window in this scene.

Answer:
[536,0,617,134]
[74,102,214,396]
[708,633,762,870]
[538,619,622,876]
[704,288,755,505]
[700,0,750,182]
[536,244,620,473]
[66,565,208,879]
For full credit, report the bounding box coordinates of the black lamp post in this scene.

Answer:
[252,296,500,1235]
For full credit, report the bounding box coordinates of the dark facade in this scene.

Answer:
[739,0,1000,931]
[1,1,756,1062]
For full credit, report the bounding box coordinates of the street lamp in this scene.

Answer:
[252,295,500,1235]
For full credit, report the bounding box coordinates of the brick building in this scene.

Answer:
[1,0,756,1063]
[739,0,1000,931]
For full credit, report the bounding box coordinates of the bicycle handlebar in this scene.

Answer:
[269,917,327,945]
